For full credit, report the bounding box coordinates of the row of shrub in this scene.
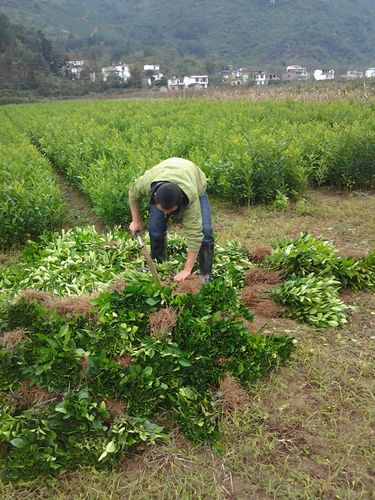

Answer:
[2,99,375,229]
[0,115,65,247]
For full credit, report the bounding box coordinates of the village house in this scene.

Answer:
[144,64,164,86]
[66,60,85,80]
[254,71,280,85]
[167,75,208,90]
[281,65,310,81]
[345,70,364,79]
[365,68,375,78]
[313,69,335,81]
[220,68,233,81]
[231,68,254,85]
[102,63,131,83]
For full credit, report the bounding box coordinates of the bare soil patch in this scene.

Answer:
[337,248,368,260]
[243,316,269,333]
[53,169,106,232]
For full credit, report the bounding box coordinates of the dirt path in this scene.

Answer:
[53,169,107,232]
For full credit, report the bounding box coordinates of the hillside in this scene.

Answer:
[0,12,61,95]
[0,0,375,67]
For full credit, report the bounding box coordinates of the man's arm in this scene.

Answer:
[129,204,142,234]
[128,172,150,233]
[174,251,198,282]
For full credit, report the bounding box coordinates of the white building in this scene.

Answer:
[144,64,160,72]
[144,64,164,86]
[231,68,252,85]
[102,63,131,83]
[314,69,335,81]
[254,71,280,85]
[66,60,85,80]
[167,76,185,90]
[167,75,208,90]
[346,70,364,79]
[365,68,375,78]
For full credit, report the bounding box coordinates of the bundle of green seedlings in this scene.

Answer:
[0,226,251,307]
[0,226,294,481]
[266,233,375,328]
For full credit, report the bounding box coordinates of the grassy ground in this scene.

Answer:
[1,189,374,498]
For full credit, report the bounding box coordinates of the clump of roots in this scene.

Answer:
[250,245,272,263]
[244,268,283,286]
[241,285,284,318]
[114,354,133,369]
[18,289,97,321]
[172,275,201,296]
[148,308,178,338]
[81,356,90,372]
[18,289,54,307]
[102,398,127,420]
[0,329,30,349]
[214,356,233,367]
[107,280,128,293]
[52,295,97,321]
[218,373,248,413]
[12,380,61,409]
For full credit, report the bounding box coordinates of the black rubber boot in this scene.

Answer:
[199,242,214,284]
[150,237,167,263]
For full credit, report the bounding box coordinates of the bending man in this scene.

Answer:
[128,157,214,283]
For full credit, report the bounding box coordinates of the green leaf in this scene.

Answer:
[145,297,158,306]
[10,438,25,448]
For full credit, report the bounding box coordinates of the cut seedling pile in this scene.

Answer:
[0,228,373,481]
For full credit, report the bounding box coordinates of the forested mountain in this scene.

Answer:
[0,12,61,94]
[0,0,374,67]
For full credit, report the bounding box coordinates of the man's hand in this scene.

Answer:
[129,220,142,235]
[174,269,191,282]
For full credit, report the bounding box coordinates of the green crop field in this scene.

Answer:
[2,98,375,239]
[0,97,374,497]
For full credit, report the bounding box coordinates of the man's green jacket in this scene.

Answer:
[128,157,207,252]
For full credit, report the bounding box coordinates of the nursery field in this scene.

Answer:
[0,98,374,497]
[1,98,375,245]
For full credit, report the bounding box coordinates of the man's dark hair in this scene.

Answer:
[154,182,184,210]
